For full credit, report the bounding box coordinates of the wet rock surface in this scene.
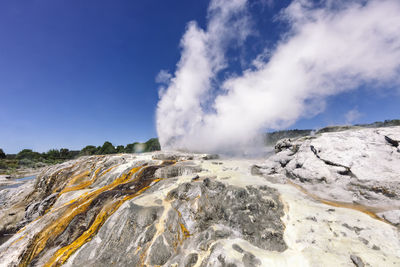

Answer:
[0,152,287,266]
[0,140,399,266]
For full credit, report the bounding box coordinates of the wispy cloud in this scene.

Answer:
[156,0,400,153]
[155,70,172,84]
[345,108,362,125]
[259,0,274,9]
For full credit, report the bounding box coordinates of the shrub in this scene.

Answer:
[144,138,161,152]
[45,149,61,160]
[16,149,42,161]
[60,148,70,159]
[97,142,116,155]
[125,143,138,153]
[116,145,125,153]
[18,158,35,167]
[0,160,7,169]
[80,145,97,156]
[0,149,5,159]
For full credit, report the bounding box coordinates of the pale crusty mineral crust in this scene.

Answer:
[0,129,400,267]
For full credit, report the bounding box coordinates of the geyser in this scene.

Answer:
[156,0,400,153]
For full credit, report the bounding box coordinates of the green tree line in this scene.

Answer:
[0,138,160,172]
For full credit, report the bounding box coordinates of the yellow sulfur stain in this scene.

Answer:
[59,180,92,194]
[19,166,143,267]
[43,179,162,267]
[58,165,120,195]
[19,197,94,267]
[50,162,82,193]
[174,209,191,239]
[10,234,26,246]
[179,223,191,239]
[170,207,191,252]
[52,171,90,194]
[287,180,389,224]
[44,201,123,267]
[93,166,102,178]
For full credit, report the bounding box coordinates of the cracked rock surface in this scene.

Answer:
[254,126,400,222]
[0,152,288,267]
[0,139,400,266]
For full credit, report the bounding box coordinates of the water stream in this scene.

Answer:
[0,175,36,245]
[0,175,36,190]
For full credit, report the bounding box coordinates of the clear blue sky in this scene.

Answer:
[1,0,399,153]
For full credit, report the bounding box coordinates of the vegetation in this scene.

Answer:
[97,141,116,155]
[0,138,161,174]
[0,149,5,159]
[79,145,97,156]
[316,119,400,134]
[355,119,400,128]
[144,138,161,152]
[1,119,398,174]
[124,142,139,153]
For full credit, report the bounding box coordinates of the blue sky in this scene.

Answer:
[1,0,399,153]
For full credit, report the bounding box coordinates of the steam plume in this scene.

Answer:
[156,0,400,153]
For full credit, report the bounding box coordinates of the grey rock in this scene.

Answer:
[243,252,261,267]
[342,223,363,234]
[202,154,219,160]
[275,138,295,153]
[384,135,399,147]
[66,203,164,266]
[168,179,287,252]
[149,236,172,265]
[18,193,57,228]
[378,210,400,226]
[256,126,400,213]
[358,237,369,245]
[372,245,380,250]
[152,153,193,161]
[3,145,397,267]
[232,244,244,253]
[350,255,365,267]
[155,163,202,178]
[184,253,198,267]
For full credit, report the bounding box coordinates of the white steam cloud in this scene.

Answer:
[156,0,400,153]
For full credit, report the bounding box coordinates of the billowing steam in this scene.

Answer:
[156,0,400,153]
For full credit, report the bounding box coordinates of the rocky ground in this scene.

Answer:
[254,126,400,226]
[0,126,399,266]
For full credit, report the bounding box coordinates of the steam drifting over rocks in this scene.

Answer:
[1,125,400,266]
[156,0,400,153]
